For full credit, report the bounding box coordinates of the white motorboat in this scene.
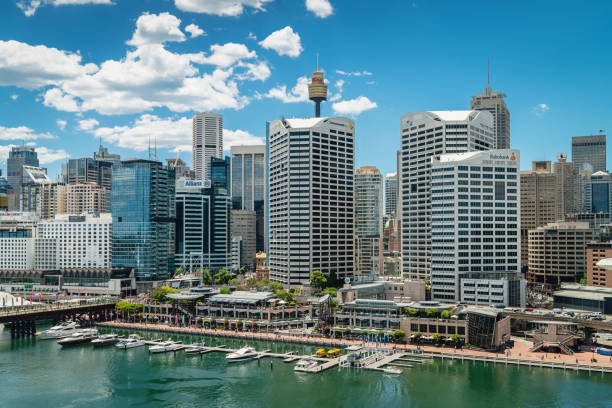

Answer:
[115,334,145,349]
[149,339,183,354]
[225,347,258,362]
[294,358,319,372]
[383,366,403,375]
[91,334,119,347]
[38,322,80,340]
[57,329,99,347]
[185,342,206,354]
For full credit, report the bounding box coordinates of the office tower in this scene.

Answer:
[38,182,66,220]
[210,157,230,190]
[400,110,495,281]
[166,158,195,180]
[112,159,175,280]
[231,145,266,252]
[192,112,223,181]
[94,145,121,166]
[308,56,327,117]
[520,162,557,269]
[355,166,383,276]
[584,171,612,222]
[174,178,231,272]
[528,222,599,294]
[64,183,106,214]
[231,209,257,268]
[267,117,355,285]
[38,213,112,268]
[586,238,612,288]
[396,150,402,221]
[7,147,39,208]
[572,135,606,211]
[383,216,401,253]
[470,68,510,149]
[19,166,50,213]
[553,153,574,219]
[62,157,112,189]
[430,149,521,304]
[575,168,593,213]
[385,173,398,216]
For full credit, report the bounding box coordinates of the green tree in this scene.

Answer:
[322,287,337,297]
[405,307,419,317]
[275,289,295,303]
[393,329,406,340]
[214,269,232,285]
[413,332,422,344]
[425,308,441,319]
[239,266,247,275]
[579,274,587,285]
[151,286,179,303]
[327,270,339,288]
[269,281,283,292]
[202,269,212,285]
[229,278,238,286]
[432,333,441,344]
[451,334,462,345]
[310,270,327,290]
[219,287,231,294]
[175,267,184,275]
[441,310,451,320]
[115,301,143,314]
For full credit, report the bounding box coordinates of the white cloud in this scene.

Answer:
[56,119,67,130]
[11,94,18,100]
[43,88,81,112]
[236,61,271,81]
[36,146,69,164]
[259,26,303,58]
[17,0,113,17]
[199,42,256,67]
[336,69,372,77]
[262,76,309,103]
[185,23,206,38]
[174,0,273,16]
[329,79,343,101]
[332,96,377,115]
[305,0,333,18]
[0,125,55,141]
[77,118,99,131]
[127,12,186,47]
[223,129,264,150]
[533,103,550,116]
[247,32,257,40]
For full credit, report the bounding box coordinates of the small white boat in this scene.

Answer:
[226,346,258,362]
[383,366,403,375]
[57,329,98,347]
[91,334,119,347]
[185,342,206,354]
[38,322,80,340]
[294,358,319,372]
[149,339,182,354]
[115,334,145,349]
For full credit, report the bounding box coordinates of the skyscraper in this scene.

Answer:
[400,110,495,281]
[470,68,510,149]
[385,173,398,216]
[192,112,223,181]
[553,153,574,219]
[267,117,355,285]
[231,209,257,268]
[230,145,266,252]
[111,159,175,280]
[584,171,612,222]
[62,157,113,189]
[572,135,606,212]
[7,147,39,208]
[355,166,383,276]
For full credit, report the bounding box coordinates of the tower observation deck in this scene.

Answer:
[308,54,327,117]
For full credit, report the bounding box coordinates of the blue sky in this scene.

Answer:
[0,0,611,180]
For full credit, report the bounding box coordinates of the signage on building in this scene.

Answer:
[182,180,211,188]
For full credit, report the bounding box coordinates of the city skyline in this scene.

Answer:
[0,0,611,180]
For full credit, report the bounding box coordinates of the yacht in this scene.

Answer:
[383,366,403,375]
[294,358,319,372]
[115,334,145,349]
[38,322,80,340]
[225,347,258,362]
[57,329,99,347]
[185,342,206,354]
[149,339,183,354]
[91,334,119,347]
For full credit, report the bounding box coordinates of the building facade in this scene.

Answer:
[429,149,521,303]
[572,135,606,212]
[586,241,612,288]
[64,183,107,215]
[62,157,112,189]
[385,173,398,216]
[192,112,223,181]
[7,147,39,209]
[553,153,574,219]
[584,171,612,222]
[267,117,355,285]
[38,182,66,220]
[400,110,495,281]
[231,209,256,268]
[166,158,195,180]
[470,82,510,149]
[355,166,383,276]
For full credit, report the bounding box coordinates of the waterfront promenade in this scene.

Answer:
[98,321,612,373]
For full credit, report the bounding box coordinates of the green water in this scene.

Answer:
[1,326,611,407]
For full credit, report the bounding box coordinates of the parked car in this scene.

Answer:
[524,307,534,312]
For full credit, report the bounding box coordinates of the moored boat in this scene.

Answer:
[294,358,319,372]
[91,334,119,347]
[115,334,145,349]
[57,329,98,347]
[226,347,258,362]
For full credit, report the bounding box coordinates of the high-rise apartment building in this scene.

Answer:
[355,166,383,276]
[267,117,355,285]
[400,110,495,281]
[38,182,66,220]
[470,77,510,149]
[553,153,574,219]
[7,147,39,208]
[231,145,266,252]
[385,173,398,216]
[65,183,107,214]
[520,162,557,269]
[19,166,50,213]
[192,112,223,181]
[111,159,175,280]
[429,149,521,303]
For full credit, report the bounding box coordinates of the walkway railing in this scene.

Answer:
[0,297,119,318]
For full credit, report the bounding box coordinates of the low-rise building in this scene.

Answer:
[337,279,426,304]
[553,284,612,314]
[587,241,612,288]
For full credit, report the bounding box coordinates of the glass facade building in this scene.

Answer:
[7,147,39,209]
[111,159,175,281]
[584,171,612,222]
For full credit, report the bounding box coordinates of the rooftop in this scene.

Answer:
[209,291,274,305]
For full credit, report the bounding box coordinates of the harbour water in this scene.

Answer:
[1,326,611,407]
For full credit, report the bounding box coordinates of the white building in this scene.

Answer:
[0,212,39,270]
[267,117,355,285]
[400,110,495,281]
[430,149,523,306]
[38,213,112,269]
[192,112,223,181]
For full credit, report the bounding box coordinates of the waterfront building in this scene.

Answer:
[112,159,175,281]
[355,166,383,276]
[19,166,50,213]
[429,149,520,305]
[7,147,39,209]
[0,237,35,270]
[572,135,606,211]
[230,145,266,252]
[174,178,231,273]
[166,158,195,180]
[470,75,510,149]
[400,110,495,281]
[587,241,612,288]
[38,182,66,220]
[584,171,612,222]
[231,209,256,268]
[463,308,511,350]
[337,279,426,304]
[385,173,398,216]
[267,117,355,285]
[520,161,557,269]
[553,283,612,314]
[192,112,223,181]
[64,183,106,215]
[553,153,574,219]
[528,222,599,294]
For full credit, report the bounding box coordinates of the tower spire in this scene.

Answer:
[486,58,492,95]
[308,52,327,117]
